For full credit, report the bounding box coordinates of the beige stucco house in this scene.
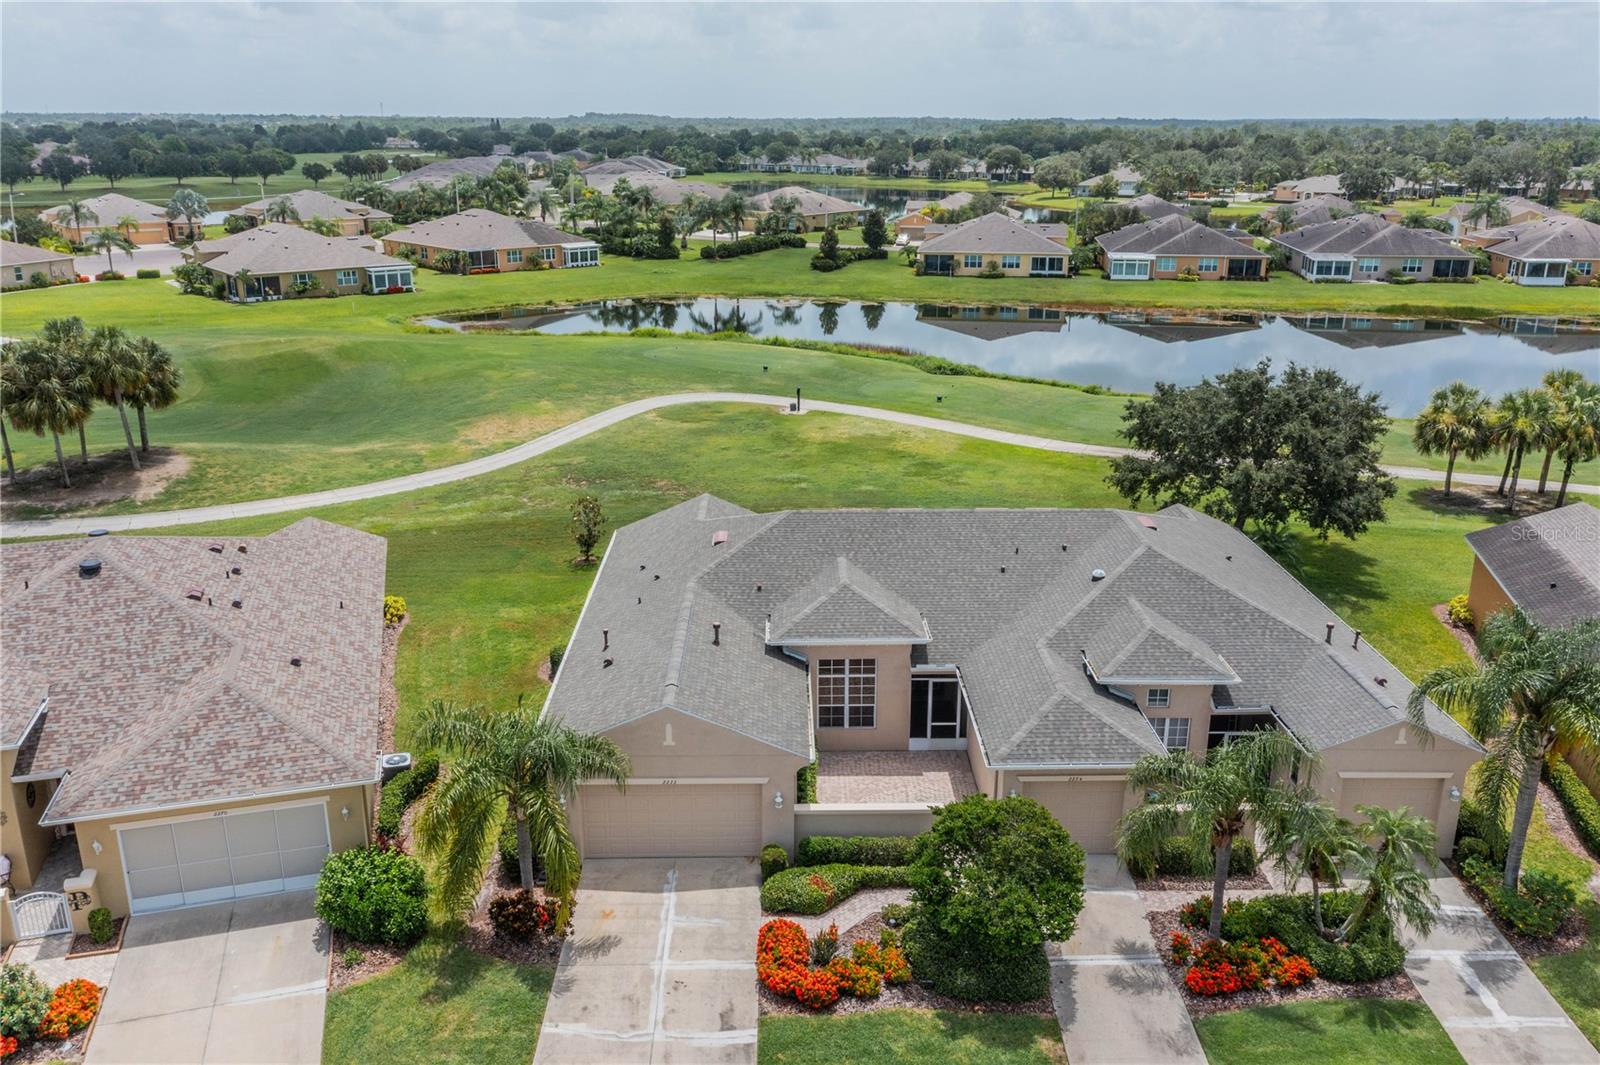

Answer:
[1,519,387,942]
[381,209,600,272]
[41,192,200,246]
[191,223,414,301]
[1271,175,1344,202]
[917,212,1069,277]
[227,189,394,236]
[545,496,1482,862]
[1097,215,1270,280]
[1270,214,1475,281]
[0,239,76,289]
[1464,504,1600,628]
[745,187,867,232]
[1471,216,1600,286]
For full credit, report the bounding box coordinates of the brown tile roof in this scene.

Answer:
[383,209,588,251]
[919,212,1070,256]
[193,224,410,276]
[1096,215,1269,259]
[1,518,387,823]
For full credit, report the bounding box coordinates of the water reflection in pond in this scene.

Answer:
[434,298,1600,414]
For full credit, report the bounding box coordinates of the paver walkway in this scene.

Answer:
[1048,855,1206,1065]
[1404,872,1599,1065]
[7,391,1591,539]
[535,858,760,1065]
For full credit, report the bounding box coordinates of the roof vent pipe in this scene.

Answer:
[602,628,610,651]
[1352,630,1362,650]
[1325,622,1335,644]
[712,622,721,645]
[78,559,102,578]
[1090,568,1106,581]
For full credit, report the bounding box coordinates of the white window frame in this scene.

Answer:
[1197,257,1218,273]
[1146,688,1171,709]
[1001,255,1021,270]
[1148,717,1190,753]
[1357,257,1381,273]
[963,254,983,270]
[12,266,22,282]
[291,272,313,286]
[1402,258,1424,274]
[1155,256,1177,272]
[335,269,358,287]
[1576,261,1593,276]
[539,246,557,261]
[817,658,876,729]
[507,249,524,264]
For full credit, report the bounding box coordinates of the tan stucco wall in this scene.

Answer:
[204,265,380,299]
[793,806,934,840]
[73,784,374,918]
[1099,250,1267,280]
[51,219,173,246]
[1466,555,1515,627]
[924,252,1065,278]
[380,239,572,271]
[799,644,914,751]
[1,748,58,891]
[581,707,807,855]
[1317,724,1479,857]
[3,256,76,289]
[1117,684,1213,756]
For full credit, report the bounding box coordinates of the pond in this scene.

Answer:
[723,181,964,219]
[432,298,1600,415]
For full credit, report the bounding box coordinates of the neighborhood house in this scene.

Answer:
[1465,504,1600,628]
[1270,214,1475,281]
[1074,166,1143,197]
[916,212,1068,277]
[1096,215,1270,280]
[227,189,395,236]
[1470,215,1600,285]
[543,496,1481,860]
[0,519,387,921]
[42,192,202,246]
[192,223,416,301]
[0,239,75,289]
[745,187,867,231]
[381,209,600,271]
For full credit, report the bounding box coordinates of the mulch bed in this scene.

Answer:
[1133,869,1271,893]
[1145,908,1420,1019]
[9,1034,90,1064]
[757,910,1053,1018]
[1431,604,1482,664]
[462,863,566,967]
[65,916,126,958]
[1448,862,1592,960]
[370,615,408,826]
[327,929,410,992]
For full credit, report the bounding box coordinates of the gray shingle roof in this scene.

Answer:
[382,209,588,251]
[1,519,387,822]
[384,155,522,191]
[1465,505,1600,627]
[1125,194,1190,220]
[230,190,392,224]
[1262,194,1356,227]
[544,497,1479,767]
[1280,175,1344,196]
[747,187,865,216]
[41,192,166,225]
[919,212,1070,256]
[1477,215,1600,262]
[1436,196,1557,223]
[1270,214,1475,259]
[194,224,410,276]
[0,239,72,267]
[1097,215,1269,259]
[767,557,929,644]
[1082,599,1240,685]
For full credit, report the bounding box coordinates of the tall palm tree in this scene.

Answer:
[673,194,706,248]
[263,196,300,224]
[1491,389,1551,514]
[3,340,92,488]
[414,698,630,929]
[303,216,342,236]
[36,317,92,464]
[720,191,747,241]
[1553,380,1600,507]
[84,325,145,470]
[165,187,209,240]
[1336,805,1439,943]
[1257,787,1362,934]
[1421,161,1453,205]
[130,336,182,453]
[1411,381,1492,497]
[1465,193,1510,233]
[86,227,137,276]
[1272,204,1297,233]
[1409,610,1600,888]
[0,346,19,480]
[1536,369,1587,494]
[54,197,98,238]
[527,186,561,222]
[1117,730,1308,935]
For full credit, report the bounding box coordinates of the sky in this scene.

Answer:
[2,1,1597,121]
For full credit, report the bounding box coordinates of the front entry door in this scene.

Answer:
[910,676,967,750]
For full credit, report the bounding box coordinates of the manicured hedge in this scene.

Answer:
[797,835,919,867]
[1546,758,1600,858]
[314,846,427,947]
[761,844,790,881]
[1132,836,1257,879]
[760,865,910,915]
[1219,891,1404,983]
[135,268,161,279]
[1462,857,1577,938]
[698,233,806,260]
[374,753,439,838]
[796,762,817,804]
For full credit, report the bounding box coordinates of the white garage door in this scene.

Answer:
[119,803,331,914]
[1020,778,1128,853]
[1339,777,1443,826]
[579,783,761,859]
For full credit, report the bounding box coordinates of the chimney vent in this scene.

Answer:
[1375,676,1387,686]
[237,544,247,554]
[1325,622,1335,644]
[1000,565,1006,574]
[290,656,302,668]
[78,558,102,578]
[637,596,642,605]
[231,566,242,576]
[208,543,224,553]
[1090,568,1106,581]
[186,587,203,601]
[712,622,721,645]
[231,598,243,609]
[1352,629,1362,650]
[602,628,610,651]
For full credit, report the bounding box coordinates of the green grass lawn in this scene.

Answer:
[321,937,553,1065]
[1194,999,1465,1065]
[1532,902,1600,1051]
[758,1009,1065,1064]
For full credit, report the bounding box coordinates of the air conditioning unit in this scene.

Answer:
[378,752,412,784]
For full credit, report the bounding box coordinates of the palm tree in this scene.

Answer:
[1464,194,1510,233]
[54,197,98,239]
[85,227,136,276]
[1536,369,1587,494]
[0,346,20,480]
[1553,380,1600,506]
[263,196,300,224]
[1412,381,1492,497]
[1117,729,1308,935]
[720,191,747,241]
[129,336,182,453]
[84,325,146,471]
[165,187,209,240]
[673,194,707,249]
[1336,805,1439,943]
[414,698,630,929]
[36,317,92,464]
[1272,204,1297,233]
[527,186,561,223]
[3,340,92,488]
[303,216,342,237]
[1491,389,1551,514]
[1408,610,1600,887]
[1421,161,1453,205]
[1257,787,1362,934]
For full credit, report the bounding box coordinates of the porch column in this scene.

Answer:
[63,867,101,935]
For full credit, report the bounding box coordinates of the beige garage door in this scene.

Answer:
[579,783,762,859]
[1338,777,1443,826]
[1020,778,1128,853]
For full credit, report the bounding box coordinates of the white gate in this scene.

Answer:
[10,892,71,939]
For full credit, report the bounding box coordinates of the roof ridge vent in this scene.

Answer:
[79,558,102,578]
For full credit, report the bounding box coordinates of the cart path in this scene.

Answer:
[4,391,1592,538]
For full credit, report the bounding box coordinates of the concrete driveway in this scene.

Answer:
[1048,855,1205,1065]
[534,858,759,1064]
[73,243,189,279]
[87,891,327,1065]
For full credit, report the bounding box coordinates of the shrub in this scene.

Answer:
[904,795,1085,1002]
[825,956,881,997]
[851,940,912,985]
[760,844,789,881]
[36,979,100,1041]
[374,752,439,838]
[1218,892,1404,983]
[1456,836,1493,864]
[1546,758,1600,857]
[811,922,839,965]
[27,271,49,289]
[87,907,115,944]
[796,762,818,804]
[0,964,50,1040]
[488,889,558,940]
[383,594,407,625]
[1447,593,1474,627]
[757,919,840,1009]
[1230,838,1259,876]
[340,947,364,969]
[95,271,125,281]
[548,643,566,679]
[0,1034,15,1057]
[173,261,213,295]
[1462,857,1576,938]
[977,261,1005,279]
[881,902,913,927]
[135,268,161,280]
[314,846,427,947]
[797,835,919,867]
[1455,796,1508,864]
[698,233,806,260]
[760,864,910,915]
[809,253,842,272]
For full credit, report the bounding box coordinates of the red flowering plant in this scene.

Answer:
[1168,930,1193,964]
[1177,936,1316,997]
[850,941,912,986]
[757,919,904,1009]
[0,1035,16,1059]
[825,956,882,998]
[38,978,101,1040]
